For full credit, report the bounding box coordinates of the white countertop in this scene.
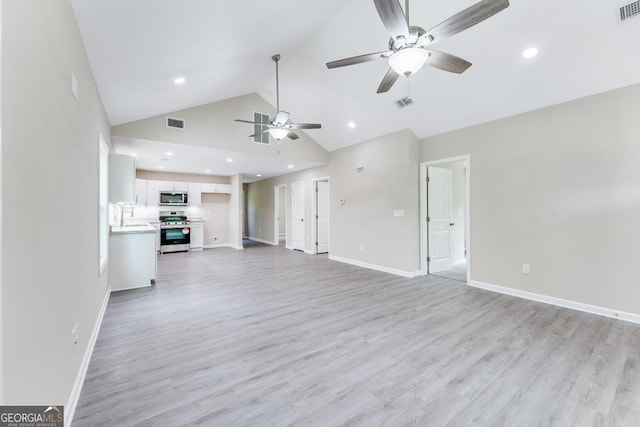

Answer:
[110,224,157,235]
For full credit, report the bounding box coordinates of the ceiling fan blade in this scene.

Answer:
[377,68,400,93]
[373,0,409,40]
[235,119,260,125]
[287,123,322,130]
[248,129,270,138]
[425,50,472,74]
[422,0,509,45]
[326,51,392,69]
[274,111,289,125]
[287,132,300,140]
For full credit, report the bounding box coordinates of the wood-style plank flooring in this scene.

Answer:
[73,242,640,426]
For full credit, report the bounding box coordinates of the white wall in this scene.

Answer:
[422,82,640,316]
[2,0,111,407]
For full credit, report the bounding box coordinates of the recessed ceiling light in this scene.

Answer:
[157,166,164,169]
[165,152,173,156]
[288,164,294,169]
[347,121,356,129]
[131,153,137,157]
[205,170,211,174]
[256,174,262,177]
[226,158,233,163]
[522,47,538,59]
[173,76,186,85]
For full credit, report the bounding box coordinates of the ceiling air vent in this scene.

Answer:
[395,97,414,109]
[253,112,270,145]
[619,0,640,22]
[166,117,185,130]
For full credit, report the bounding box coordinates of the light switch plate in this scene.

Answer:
[394,210,405,217]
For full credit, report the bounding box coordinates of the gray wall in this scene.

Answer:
[247,129,421,274]
[422,82,640,315]
[2,0,111,405]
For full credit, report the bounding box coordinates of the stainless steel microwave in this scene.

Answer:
[159,191,189,206]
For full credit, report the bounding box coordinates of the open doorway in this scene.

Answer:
[420,156,470,283]
[274,184,287,246]
[312,177,330,254]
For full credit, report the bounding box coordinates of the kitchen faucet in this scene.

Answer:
[119,203,134,227]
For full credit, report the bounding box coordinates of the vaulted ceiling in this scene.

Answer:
[72,0,640,156]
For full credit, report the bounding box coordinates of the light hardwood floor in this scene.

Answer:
[73,243,640,426]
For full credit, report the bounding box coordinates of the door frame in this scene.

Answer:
[273,184,287,246]
[311,177,330,255]
[291,180,305,251]
[420,155,471,282]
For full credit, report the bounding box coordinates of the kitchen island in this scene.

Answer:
[109,224,157,291]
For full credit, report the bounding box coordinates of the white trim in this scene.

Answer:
[304,249,315,255]
[285,245,293,250]
[469,280,640,325]
[203,243,237,249]
[420,156,471,284]
[273,184,287,248]
[247,237,277,246]
[329,255,421,278]
[291,180,305,251]
[452,259,467,266]
[311,177,330,255]
[65,289,111,426]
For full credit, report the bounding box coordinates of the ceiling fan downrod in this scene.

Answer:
[272,54,281,112]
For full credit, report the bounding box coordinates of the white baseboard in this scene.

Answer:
[286,245,293,250]
[329,255,421,278]
[452,259,467,266]
[204,243,231,249]
[304,249,315,255]
[65,288,111,426]
[247,237,277,246]
[189,247,203,252]
[469,280,640,325]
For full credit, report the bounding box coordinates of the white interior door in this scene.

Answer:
[428,167,453,273]
[292,181,305,251]
[316,181,329,253]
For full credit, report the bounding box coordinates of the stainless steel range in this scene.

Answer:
[159,211,191,254]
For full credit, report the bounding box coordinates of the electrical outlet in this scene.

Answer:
[522,264,531,274]
[71,323,79,353]
[213,236,219,242]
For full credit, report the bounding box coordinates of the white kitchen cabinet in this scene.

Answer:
[146,180,160,206]
[201,183,231,194]
[109,154,136,203]
[135,179,147,206]
[189,182,202,207]
[150,221,161,253]
[109,227,156,291]
[159,181,189,192]
[190,221,204,250]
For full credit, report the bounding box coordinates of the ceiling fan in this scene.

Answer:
[235,54,321,141]
[326,0,510,93]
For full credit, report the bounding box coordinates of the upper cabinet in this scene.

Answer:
[109,154,135,203]
[133,178,231,206]
[201,183,231,194]
[189,183,202,207]
[158,181,189,192]
[135,179,147,206]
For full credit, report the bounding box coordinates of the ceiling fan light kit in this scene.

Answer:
[268,128,289,140]
[326,0,510,93]
[234,54,322,142]
[388,48,430,76]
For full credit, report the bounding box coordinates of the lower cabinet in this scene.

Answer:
[190,221,204,250]
[109,231,156,291]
